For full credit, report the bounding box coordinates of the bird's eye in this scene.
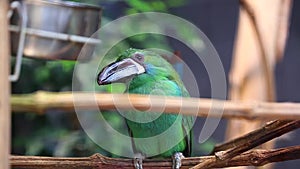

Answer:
[133,52,144,62]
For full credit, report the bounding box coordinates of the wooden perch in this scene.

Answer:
[11,91,300,168]
[10,108,300,169]
[11,91,300,120]
[11,146,300,169]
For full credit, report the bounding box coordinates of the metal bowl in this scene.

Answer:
[10,0,102,61]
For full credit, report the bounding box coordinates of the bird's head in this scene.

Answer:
[97,48,179,86]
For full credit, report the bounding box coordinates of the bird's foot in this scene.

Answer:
[134,153,144,169]
[172,152,184,169]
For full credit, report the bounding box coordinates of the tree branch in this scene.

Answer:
[191,146,300,169]
[213,120,300,154]
[191,120,300,169]
[11,146,300,169]
[11,91,300,120]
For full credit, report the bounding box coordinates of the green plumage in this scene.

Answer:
[98,48,194,158]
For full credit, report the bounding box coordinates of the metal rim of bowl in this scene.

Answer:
[24,0,102,11]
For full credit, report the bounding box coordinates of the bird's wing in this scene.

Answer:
[160,80,195,157]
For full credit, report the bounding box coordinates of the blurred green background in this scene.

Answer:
[11,0,216,158]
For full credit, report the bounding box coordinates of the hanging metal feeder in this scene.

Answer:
[8,0,102,81]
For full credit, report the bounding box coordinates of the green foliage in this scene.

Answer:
[125,0,187,13]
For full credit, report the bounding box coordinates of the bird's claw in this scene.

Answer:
[134,158,143,169]
[133,153,144,169]
[172,152,184,169]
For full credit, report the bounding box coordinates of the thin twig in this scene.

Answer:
[11,146,300,169]
[11,91,300,120]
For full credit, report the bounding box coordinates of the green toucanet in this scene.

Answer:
[97,48,194,169]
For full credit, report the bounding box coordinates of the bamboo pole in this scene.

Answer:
[10,91,300,120]
[0,1,11,169]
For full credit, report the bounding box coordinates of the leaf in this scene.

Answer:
[126,0,153,12]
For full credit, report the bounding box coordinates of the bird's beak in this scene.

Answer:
[97,58,145,85]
